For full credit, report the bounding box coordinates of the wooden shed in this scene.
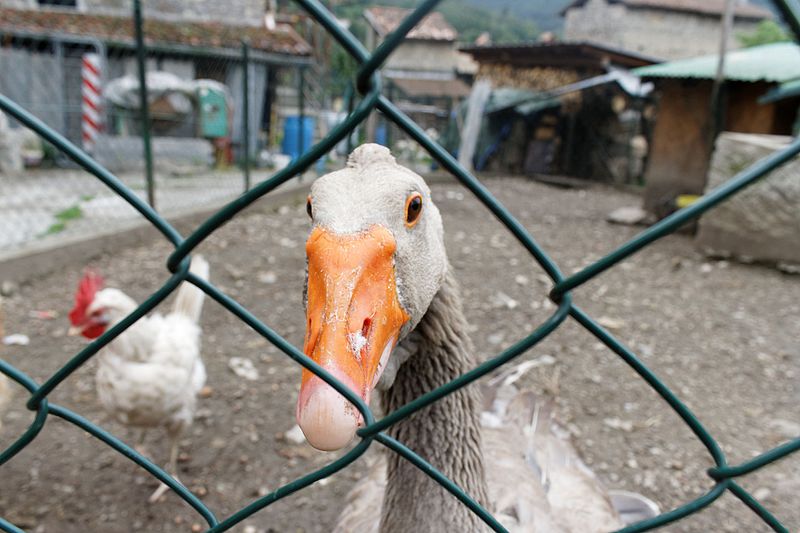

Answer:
[635,42,800,215]
[460,41,659,180]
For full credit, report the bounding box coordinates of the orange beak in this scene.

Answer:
[298,225,410,451]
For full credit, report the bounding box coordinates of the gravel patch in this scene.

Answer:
[0,176,797,532]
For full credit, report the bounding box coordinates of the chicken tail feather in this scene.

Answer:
[173,256,209,323]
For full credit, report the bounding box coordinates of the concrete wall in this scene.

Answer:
[696,132,800,264]
[383,40,461,75]
[0,0,35,8]
[93,134,213,172]
[564,0,762,60]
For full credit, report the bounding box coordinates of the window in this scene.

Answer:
[38,0,78,7]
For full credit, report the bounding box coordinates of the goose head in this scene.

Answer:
[297,144,448,451]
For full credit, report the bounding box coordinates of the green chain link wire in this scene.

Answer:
[1,0,799,530]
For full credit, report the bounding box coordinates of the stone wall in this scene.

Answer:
[564,0,761,60]
[93,134,213,172]
[696,132,800,265]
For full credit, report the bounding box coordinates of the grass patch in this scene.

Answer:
[42,222,67,236]
[39,203,85,237]
[54,205,83,222]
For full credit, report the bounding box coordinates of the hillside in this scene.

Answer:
[463,0,573,33]
[330,0,539,44]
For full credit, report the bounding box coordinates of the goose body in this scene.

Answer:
[297,144,657,532]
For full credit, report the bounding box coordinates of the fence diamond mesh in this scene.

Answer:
[1,0,799,532]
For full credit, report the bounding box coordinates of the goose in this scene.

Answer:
[295,144,658,532]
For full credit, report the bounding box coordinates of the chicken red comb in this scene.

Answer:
[68,269,104,326]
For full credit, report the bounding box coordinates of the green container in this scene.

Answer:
[198,87,228,138]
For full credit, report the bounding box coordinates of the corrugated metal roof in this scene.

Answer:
[759,78,800,103]
[634,42,800,82]
[0,7,312,56]
[461,41,660,69]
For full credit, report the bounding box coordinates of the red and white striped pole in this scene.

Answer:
[81,53,102,153]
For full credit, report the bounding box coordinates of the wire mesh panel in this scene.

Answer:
[1,0,799,532]
[0,5,304,257]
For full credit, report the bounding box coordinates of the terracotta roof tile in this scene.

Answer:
[0,7,312,55]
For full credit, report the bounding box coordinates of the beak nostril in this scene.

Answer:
[361,318,372,339]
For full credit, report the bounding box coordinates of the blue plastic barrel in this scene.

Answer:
[282,116,315,161]
[375,124,387,146]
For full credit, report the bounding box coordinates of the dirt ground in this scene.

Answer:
[0,176,797,533]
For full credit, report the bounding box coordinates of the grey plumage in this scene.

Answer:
[335,270,629,532]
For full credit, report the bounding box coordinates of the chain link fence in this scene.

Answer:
[1,0,799,532]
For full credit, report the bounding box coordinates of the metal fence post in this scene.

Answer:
[242,39,251,192]
[386,82,394,148]
[345,81,354,154]
[133,0,156,210]
[298,67,305,163]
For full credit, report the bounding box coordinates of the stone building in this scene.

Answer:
[363,6,473,136]
[562,0,771,60]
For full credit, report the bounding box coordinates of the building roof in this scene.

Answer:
[390,77,471,98]
[460,41,661,70]
[759,78,800,103]
[363,6,458,41]
[0,7,312,56]
[562,0,771,20]
[635,42,800,82]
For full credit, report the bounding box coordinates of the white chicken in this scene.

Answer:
[0,373,9,433]
[67,256,210,501]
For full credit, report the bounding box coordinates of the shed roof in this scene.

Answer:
[562,0,771,20]
[0,7,312,56]
[634,42,800,82]
[460,41,660,70]
[759,78,800,103]
[363,6,457,41]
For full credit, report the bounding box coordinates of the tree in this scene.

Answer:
[738,20,791,48]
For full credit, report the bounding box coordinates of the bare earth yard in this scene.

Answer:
[0,176,797,532]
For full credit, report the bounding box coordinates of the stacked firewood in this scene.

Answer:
[476,63,582,108]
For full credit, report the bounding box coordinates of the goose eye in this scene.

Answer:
[405,193,423,227]
[306,196,313,219]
